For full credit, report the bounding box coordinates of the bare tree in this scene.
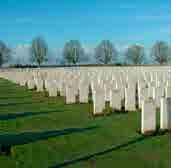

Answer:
[125,44,145,65]
[151,41,170,64]
[0,41,10,67]
[30,36,48,66]
[95,40,117,64]
[63,40,84,64]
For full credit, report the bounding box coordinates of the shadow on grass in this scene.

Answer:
[0,95,33,100]
[0,100,46,107]
[49,133,165,168]
[0,110,65,121]
[0,126,98,146]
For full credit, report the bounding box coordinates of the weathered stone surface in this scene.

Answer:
[79,82,89,103]
[153,87,164,108]
[160,97,171,130]
[165,86,171,98]
[110,89,122,111]
[141,99,156,134]
[93,88,105,115]
[65,84,76,104]
[125,86,136,111]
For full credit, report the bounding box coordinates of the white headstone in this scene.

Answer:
[141,98,156,134]
[165,86,171,98]
[65,84,76,104]
[160,97,171,130]
[153,87,164,108]
[110,89,122,111]
[79,83,89,103]
[125,86,136,111]
[93,88,105,115]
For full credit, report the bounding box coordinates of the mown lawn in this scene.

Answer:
[0,78,170,168]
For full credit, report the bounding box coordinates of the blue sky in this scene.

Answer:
[1,0,171,48]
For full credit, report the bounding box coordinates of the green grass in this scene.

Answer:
[0,78,170,168]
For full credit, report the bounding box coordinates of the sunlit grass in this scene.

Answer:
[0,78,170,168]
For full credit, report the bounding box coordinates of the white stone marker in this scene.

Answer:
[138,87,148,109]
[36,78,44,92]
[148,86,153,99]
[93,89,105,115]
[125,86,136,111]
[110,89,122,111]
[48,83,58,97]
[160,97,171,130]
[79,83,89,103]
[27,77,35,90]
[165,86,171,98]
[141,98,156,135]
[65,85,76,104]
[153,87,164,108]
[104,84,111,102]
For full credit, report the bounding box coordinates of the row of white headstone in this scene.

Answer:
[142,97,171,135]
[1,66,171,135]
[0,67,171,113]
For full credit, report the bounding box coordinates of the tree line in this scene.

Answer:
[0,36,171,67]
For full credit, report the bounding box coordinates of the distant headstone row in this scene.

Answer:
[1,66,171,135]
